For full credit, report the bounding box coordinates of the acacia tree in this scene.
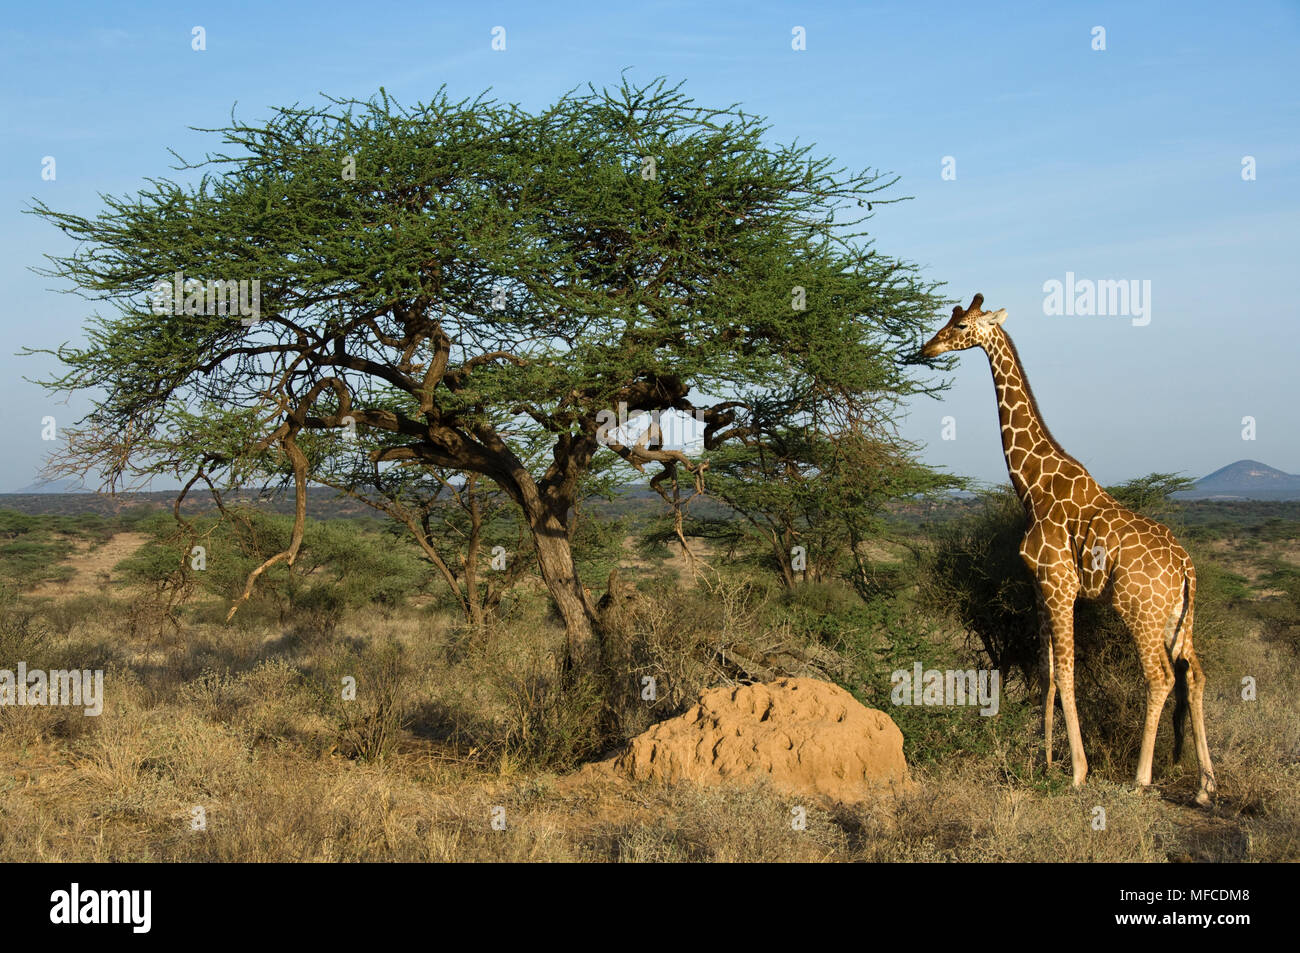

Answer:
[28,78,944,670]
[1105,473,1196,520]
[704,427,958,587]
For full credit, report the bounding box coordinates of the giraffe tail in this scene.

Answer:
[1172,572,1192,761]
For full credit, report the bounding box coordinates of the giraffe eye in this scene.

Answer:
[956,323,968,330]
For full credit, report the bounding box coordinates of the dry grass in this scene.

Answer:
[0,596,1294,863]
[0,527,1296,862]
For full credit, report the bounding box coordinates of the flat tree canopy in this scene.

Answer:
[28,77,945,668]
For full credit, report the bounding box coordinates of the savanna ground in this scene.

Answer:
[0,493,1297,862]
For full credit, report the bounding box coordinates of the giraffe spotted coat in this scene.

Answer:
[921,294,1216,805]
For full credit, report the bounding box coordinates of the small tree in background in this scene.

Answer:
[1105,472,1195,521]
[705,426,959,588]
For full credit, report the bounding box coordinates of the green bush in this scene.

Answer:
[921,488,1038,684]
[120,508,436,624]
[0,507,116,589]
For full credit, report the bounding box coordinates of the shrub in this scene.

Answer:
[321,639,412,762]
[499,661,610,770]
[921,487,1038,685]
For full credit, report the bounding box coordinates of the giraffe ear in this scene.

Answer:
[980,308,1007,327]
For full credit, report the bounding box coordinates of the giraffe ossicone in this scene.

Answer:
[921,294,1216,806]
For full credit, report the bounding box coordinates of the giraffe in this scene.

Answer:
[920,294,1216,805]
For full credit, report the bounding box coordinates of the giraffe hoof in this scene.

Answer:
[1195,789,1214,807]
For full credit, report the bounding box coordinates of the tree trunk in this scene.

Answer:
[527,508,602,671]
[769,529,796,589]
[463,481,483,626]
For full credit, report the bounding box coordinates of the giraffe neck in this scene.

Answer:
[981,327,1092,513]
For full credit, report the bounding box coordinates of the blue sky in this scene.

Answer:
[2,0,1297,492]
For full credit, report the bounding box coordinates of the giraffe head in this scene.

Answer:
[920,293,1007,358]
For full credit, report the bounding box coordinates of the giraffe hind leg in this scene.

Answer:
[1133,614,1176,790]
[1183,647,1216,805]
[1171,576,1215,805]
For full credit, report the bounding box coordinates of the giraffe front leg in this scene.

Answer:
[1041,578,1086,787]
[1036,590,1056,769]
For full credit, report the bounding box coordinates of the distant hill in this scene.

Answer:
[14,477,93,494]
[1175,460,1300,501]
